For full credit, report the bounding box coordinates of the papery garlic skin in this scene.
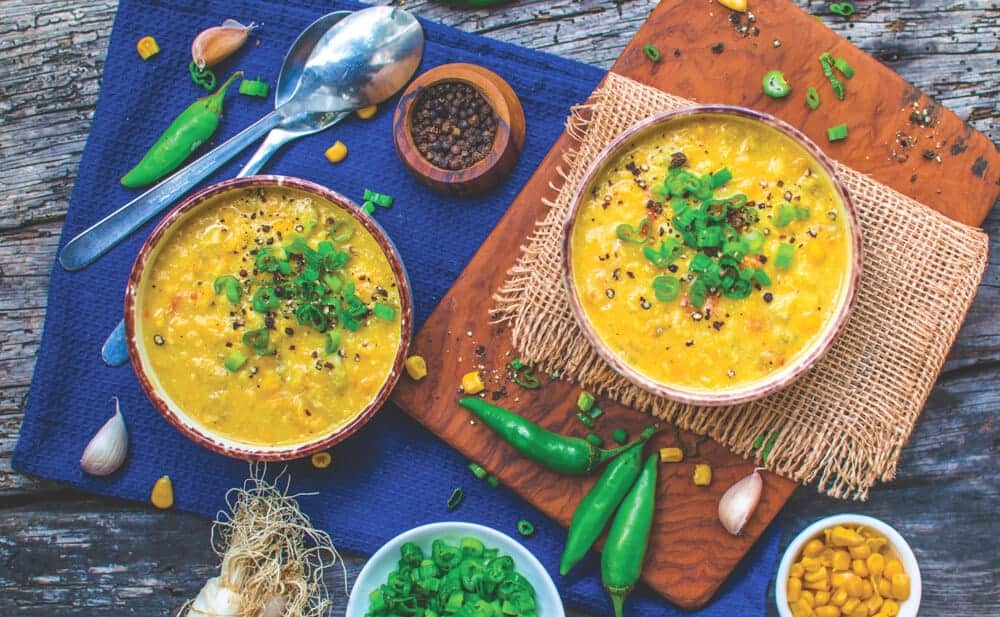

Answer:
[80,397,128,476]
[191,19,254,69]
[718,469,762,535]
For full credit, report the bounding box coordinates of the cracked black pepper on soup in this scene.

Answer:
[410,81,498,170]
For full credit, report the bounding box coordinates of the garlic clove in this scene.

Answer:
[80,397,128,476]
[718,468,762,535]
[191,19,255,69]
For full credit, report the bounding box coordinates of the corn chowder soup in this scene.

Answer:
[569,114,852,393]
[140,186,402,446]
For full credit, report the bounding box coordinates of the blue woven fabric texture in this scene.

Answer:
[13,1,781,615]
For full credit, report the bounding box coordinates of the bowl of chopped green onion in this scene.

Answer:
[347,522,564,617]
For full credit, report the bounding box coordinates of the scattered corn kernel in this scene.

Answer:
[404,355,428,380]
[659,447,684,463]
[150,475,173,509]
[804,566,828,583]
[830,588,848,607]
[841,598,859,614]
[136,35,160,60]
[866,593,883,614]
[717,0,748,12]
[802,556,824,571]
[791,600,814,617]
[462,371,485,395]
[356,104,377,120]
[877,578,891,597]
[866,553,885,577]
[311,451,332,468]
[849,543,871,560]
[830,526,864,547]
[788,577,803,602]
[845,575,864,598]
[832,550,851,571]
[804,539,826,558]
[881,599,899,616]
[814,591,830,606]
[831,571,853,588]
[790,563,805,578]
[890,573,910,601]
[859,579,873,600]
[800,590,816,608]
[325,140,348,163]
[883,559,903,580]
[693,463,712,486]
[815,606,840,617]
[851,559,869,577]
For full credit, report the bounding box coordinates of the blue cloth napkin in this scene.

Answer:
[13,1,781,614]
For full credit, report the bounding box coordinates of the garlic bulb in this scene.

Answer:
[718,469,762,535]
[80,397,128,476]
[191,19,255,69]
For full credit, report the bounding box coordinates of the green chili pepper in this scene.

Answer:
[762,69,792,98]
[601,453,658,617]
[560,441,646,576]
[458,397,654,475]
[121,71,242,188]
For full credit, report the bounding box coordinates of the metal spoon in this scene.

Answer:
[60,6,423,273]
[96,7,424,366]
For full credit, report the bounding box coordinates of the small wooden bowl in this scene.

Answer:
[393,63,525,197]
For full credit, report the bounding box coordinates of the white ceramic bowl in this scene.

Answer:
[775,514,921,617]
[346,522,564,617]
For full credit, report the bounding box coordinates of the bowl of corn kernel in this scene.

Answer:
[775,514,921,617]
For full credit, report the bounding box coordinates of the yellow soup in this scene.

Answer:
[570,114,852,392]
[141,186,402,446]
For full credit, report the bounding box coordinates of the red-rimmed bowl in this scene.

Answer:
[562,106,862,406]
[124,176,413,461]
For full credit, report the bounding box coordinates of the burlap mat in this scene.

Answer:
[492,73,989,500]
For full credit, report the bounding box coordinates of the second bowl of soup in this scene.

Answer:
[563,106,861,405]
[126,176,412,460]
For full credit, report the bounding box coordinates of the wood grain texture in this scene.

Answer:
[0,0,997,615]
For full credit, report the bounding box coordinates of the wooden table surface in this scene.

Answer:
[1,1,997,615]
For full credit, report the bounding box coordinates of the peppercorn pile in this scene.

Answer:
[410,82,498,170]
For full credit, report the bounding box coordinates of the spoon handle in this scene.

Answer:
[59,111,283,272]
[238,129,296,177]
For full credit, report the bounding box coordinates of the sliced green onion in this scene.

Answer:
[762,69,792,98]
[213,274,242,303]
[696,226,722,248]
[512,367,541,390]
[611,428,629,445]
[827,123,848,142]
[762,431,780,462]
[468,462,488,480]
[688,278,709,309]
[576,411,595,429]
[773,202,796,227]
[329,221,354,244]
[775,243,795,269]
[643,238,681,267]
[446,487,464,511]
[486,474,500,488]
[752,269,772,286]
[794,206,811,220]
[710,167,732,188]
[652,275,680,302]
[833,57,855,79]
[752,433,766,449]
[586,433,604,448]
[806,87,821,110]
[324,330,341,355]
[510,358,524,371]
[252,287,280,312]
[373,302,396,321]
[517,520,535,537]
[224,350,247,372]
[643,43,661,62]
[238,78,270,98]
[361,201,375,215]
[295,303,328,332]
[743,229,766,253]
[577,391,595,412]
[616,218,651,244]
[588,406,604,420]
[828,2,855,17]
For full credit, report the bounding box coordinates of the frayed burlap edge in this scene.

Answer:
[492,73,989,500]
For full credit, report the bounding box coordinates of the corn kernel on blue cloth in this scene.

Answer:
[13,1,781,615]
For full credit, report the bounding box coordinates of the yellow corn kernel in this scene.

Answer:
[859,580,873,600]
[790,563,805,578]
[883,559,903,580]
[866,537,888,552]
[866,553,885,577]
[801,590,816,608]
[832,550,852,571]
[791,600,815,617]
[693,463,712,486]
[851,559,869,578]
[717,0,748,12]
[802,556,825,571]
[820,548,835,567]
[877,578,892,597]
[815,606,840,617]
[136,35,160,60]
[659,447,684,463]
[850,608,866,617]
[866,593,883,614]
[831,571,852,588]
[150,475,173,509]
[325,140,348,163]
[814,591,830,606]
[890,573,909,601]
[849,543,871,560]
[404,355,428,380]
[311,451,332,468]
[805,579,830,592]
[804,539,826,558]
[830,588,848,607]
[461,371,485,394]
[841,598,859,614]
[356,104,377,120]
[830,526,864,547]
[881,600,899,617]
[804,566,828,583]
[787,577,803,602]
[845,575,864,598]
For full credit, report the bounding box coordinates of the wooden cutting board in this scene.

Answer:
[393,0,1000,609]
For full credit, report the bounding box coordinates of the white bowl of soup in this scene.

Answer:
[125,176,412,460]
[563,107,861,406]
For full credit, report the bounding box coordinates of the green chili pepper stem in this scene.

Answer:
[560,440,646,576]
[120,71,243,188]
[458,397,653,475]
[601,454,659,617]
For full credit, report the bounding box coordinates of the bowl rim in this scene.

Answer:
[561,105,863,406]
[774,514,922,617]
[124,175,414,461]
[393,62,514,185]
[345,521,565,617]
